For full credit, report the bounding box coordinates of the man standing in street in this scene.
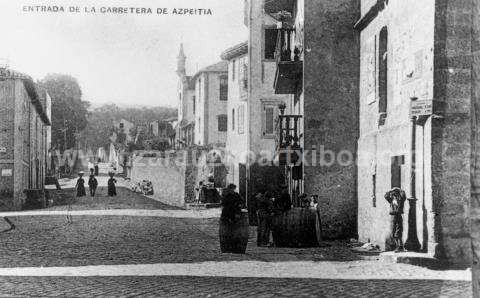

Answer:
[88,168,98,197]
[274,184,292,213]
[256,190,274,247]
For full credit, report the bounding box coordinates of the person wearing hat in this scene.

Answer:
[75,171,86,197]
[220,184,245,223]
[273,183,291,213]
[88,168,98,197]
[107,171,117,196]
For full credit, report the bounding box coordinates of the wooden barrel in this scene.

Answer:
[219,210,249,254]
[272,207,320,247]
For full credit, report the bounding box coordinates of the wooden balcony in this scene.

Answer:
[275,107,302,166]
[274,28,303,95]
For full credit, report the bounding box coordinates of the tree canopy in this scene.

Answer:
[40,74,90,151]
[80,103,177,152]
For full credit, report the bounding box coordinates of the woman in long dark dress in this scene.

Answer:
[219,184,248,253]
[76,172,86,197]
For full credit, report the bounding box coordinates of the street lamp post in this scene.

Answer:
[405,98,421,251]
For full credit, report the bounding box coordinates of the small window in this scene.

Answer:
[238,105,245,134]
[218,114,227,132]
[232,109,235,131]
[220,75,228,101]
[242,62,248,89]
[264,28,278,60]
[232,60,236,81]
[192,96,196,114]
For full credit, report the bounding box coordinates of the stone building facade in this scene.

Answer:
[0,68,51,210]
[221,41,249,198]
[356,0,473,265]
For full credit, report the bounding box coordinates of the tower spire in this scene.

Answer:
[176,43,186,77]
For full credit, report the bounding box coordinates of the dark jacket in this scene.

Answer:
[274,189,292,212]
[220,189,244,222]
[88,175,98,189]
[256,193,273,217]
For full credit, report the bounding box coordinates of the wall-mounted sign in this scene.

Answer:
[0,147,6,153]
[1,169,12,177]
[410,100,432,117]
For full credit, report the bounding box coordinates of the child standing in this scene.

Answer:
[88,169,98,197]
[107,172,117,196]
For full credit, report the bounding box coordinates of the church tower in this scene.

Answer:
[176,43,186,77]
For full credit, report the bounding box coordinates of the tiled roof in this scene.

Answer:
[192,61,228,80]
[221,41,248,60]
[0,67,51,125]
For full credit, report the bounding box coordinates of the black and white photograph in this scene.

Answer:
[0,0,478,296]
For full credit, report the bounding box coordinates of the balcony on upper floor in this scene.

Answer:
[275,104,303,166]
[273,24,303,95]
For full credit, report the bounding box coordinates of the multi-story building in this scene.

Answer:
[175,44,196,149]
[221,41,249,198]
[245,0,360,238]
[0,68,51,210]
[243,0,293,221]
[356,0,474,265]
[192,61,228,147]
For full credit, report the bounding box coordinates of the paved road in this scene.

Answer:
[0,188,472,297]
[0,276,471,297]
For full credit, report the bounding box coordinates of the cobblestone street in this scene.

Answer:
[0,188,472,297]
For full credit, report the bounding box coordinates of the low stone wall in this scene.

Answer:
[130,157,186,207]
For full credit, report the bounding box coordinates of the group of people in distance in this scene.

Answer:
[75,168,117,198]
[254,184,292,247]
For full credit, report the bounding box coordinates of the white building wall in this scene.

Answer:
[226,54,249,187]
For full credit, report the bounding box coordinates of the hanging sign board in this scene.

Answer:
[410,100,433,117]
[1,169,12,177]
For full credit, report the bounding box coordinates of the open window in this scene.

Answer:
[264,28,278,60]
[391,155,404,188]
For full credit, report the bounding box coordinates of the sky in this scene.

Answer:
[0,0,247,107]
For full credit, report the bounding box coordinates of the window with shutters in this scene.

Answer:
[378,26,388,125]
[238,105,245,134]
[219,75,228,101]
[241,61,248,90]
[218,114,227,132]
[262,103,276,138]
